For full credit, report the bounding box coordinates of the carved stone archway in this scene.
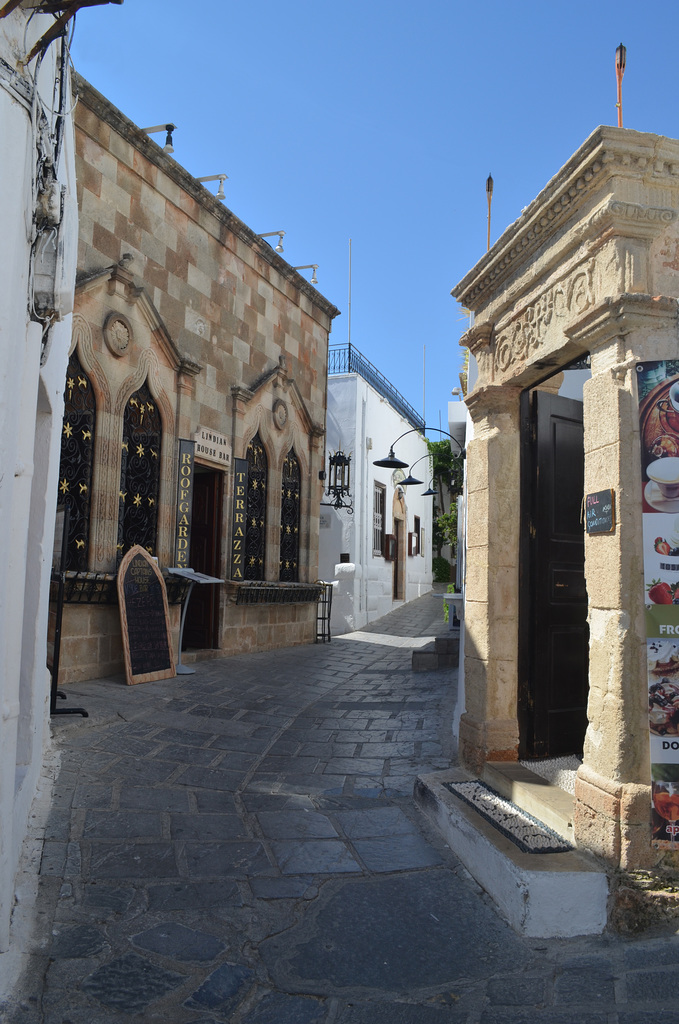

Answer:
[453,127,679,870]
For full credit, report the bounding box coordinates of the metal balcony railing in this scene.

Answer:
[328,344,425,432]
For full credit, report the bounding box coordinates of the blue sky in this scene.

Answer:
[71,0,679,431]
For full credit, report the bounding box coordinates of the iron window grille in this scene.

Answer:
[57,352,95,570]
[117,382,161,561]
[245,432,267,580]
[279,447,301,581]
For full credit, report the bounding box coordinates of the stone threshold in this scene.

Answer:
[414,767,608,938]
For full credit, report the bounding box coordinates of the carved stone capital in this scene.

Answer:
[178,355,202,377]
[106,264,144,304]
[565,293,679,351]
[461,320,493,356]
[582,200,677,243]
[465,383,523,424]
[231,384,254,406]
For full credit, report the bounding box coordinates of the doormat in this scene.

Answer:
[443,780,573,854]
[519,756,581,795]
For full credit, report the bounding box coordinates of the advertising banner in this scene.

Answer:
[638,361,679,848]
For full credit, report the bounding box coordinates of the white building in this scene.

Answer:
[0,3,80,978]
[318,345,433,633]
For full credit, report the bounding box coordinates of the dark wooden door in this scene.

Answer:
[183,470,222,649]
[520,390,588,758]
[393,519,402,599]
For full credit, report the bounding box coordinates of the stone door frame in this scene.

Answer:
[453,126,679,868]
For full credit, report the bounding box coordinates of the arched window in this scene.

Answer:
[57,352,95,570]
[117,382,161,559]
[279,447,300,581]
[245,432,267,580]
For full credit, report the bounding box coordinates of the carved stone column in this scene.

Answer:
[460,382,523,771]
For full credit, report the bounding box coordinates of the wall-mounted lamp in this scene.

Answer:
[400,453,432,487]
[259,231,285,253]
[294,264,319,285]
[321,450,353,513]
[197,174,228,200]
[142,123,177,154]
[373,426,464,471]
[422,479,438,497]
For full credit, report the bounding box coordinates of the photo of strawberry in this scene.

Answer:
[655,537,672,555]
[648,580,675,604]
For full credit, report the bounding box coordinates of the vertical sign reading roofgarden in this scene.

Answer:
[638,361,679,848]
[231,458,247,579]
[174,440,195,567]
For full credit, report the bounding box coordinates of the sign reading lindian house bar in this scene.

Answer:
[192,426,231,467]
[231,458,247,579]
[175,439,195,567]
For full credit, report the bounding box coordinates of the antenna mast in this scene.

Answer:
[347,238,352,347]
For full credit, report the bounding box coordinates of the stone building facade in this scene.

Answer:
[453,126,679,871]
[56,76,339,684]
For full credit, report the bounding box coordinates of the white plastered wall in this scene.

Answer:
[319,373,432,633]
[0,10,77,968]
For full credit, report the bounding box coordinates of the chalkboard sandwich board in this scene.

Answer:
[585,489,616,535]
[117,545,175,685]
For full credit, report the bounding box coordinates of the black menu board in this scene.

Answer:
[117,546,175,685]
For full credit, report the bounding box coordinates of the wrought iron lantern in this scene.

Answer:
[322,450,353,513]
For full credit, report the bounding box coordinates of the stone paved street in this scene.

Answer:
[4,591,679,1022]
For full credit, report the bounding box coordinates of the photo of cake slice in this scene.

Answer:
[648,641,679,677]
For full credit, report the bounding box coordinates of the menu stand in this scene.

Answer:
[165,568,224,675]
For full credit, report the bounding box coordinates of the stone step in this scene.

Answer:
[482,761,574,843]
[434,635,459,656]
[411,648,439,672]
[411,634,459,672]
[414,767,608,938]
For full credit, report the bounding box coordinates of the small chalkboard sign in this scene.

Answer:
[585,489,616,534]
[117,546,175,685]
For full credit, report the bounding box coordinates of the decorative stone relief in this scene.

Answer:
[103,311,133,357]
[494,259,595,375]
[272,399,288,430]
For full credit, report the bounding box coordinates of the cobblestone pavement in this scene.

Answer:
[4,591,679,1023]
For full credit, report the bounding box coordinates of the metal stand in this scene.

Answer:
[176,579,196,674]
[315,581,334,642]
[165,568,224,675]
[50,506,88,717]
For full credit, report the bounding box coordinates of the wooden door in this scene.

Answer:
[393,518,403,599]
[183,469,222,649]
[519,390,588,758]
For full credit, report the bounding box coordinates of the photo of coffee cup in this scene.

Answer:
[670,381,679,412]
[647,457,679,499]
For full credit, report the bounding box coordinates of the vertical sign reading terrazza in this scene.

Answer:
[638,361,679,848]
[117,545,175,685]
[175,439,195,567]
[231,458,247,579]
